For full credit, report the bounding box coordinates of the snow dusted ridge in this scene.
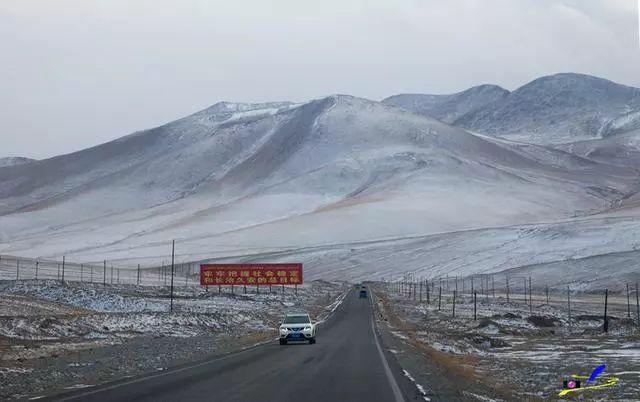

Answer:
[387,73,640,145]
[382,84,510,124]
[0,73,639,287]
[0,157,36,168]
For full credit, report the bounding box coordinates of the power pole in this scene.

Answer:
[603,288,609,333]
[528,276,532,314]
[567,286,572,334]
[627,283,631,318]
[170,240,175,313]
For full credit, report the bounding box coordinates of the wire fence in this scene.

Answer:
[0,254,201,287]
[0,254,303,296]
[387,274,640,331]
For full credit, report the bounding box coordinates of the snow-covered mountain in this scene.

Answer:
[1,78,639,287]
[0,157,35,168]
[1,93,637,264]
[382,84,509,123]
[385,74,640,145]
[455,73,640,144]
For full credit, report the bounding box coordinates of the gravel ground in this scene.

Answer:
[374,283,640,401]
[0,279,347,400]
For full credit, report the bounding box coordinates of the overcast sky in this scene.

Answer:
[1,0,639,159]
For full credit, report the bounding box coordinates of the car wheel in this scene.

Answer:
[279,339,287,345]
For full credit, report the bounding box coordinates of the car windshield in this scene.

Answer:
[283,315,310,324]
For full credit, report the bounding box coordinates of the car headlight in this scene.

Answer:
[279,328,288,333]
[304,326,312,331]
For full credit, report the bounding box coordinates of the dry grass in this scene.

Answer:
[375,287,522,401]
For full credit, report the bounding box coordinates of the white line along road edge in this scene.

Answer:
[369,288,405,402]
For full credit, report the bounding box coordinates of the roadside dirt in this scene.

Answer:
[373,285,517,401]
[373,282,640,401]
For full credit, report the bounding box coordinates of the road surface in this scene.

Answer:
[52,290,408,402]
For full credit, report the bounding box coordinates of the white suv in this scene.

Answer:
[279,313,316,345]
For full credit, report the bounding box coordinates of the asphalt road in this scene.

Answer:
[53,290,407,402]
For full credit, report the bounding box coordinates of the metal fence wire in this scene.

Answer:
[388,274,640,331]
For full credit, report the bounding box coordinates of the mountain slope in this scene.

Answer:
[455,73,640,144]
[0,95,637,264]
[382,84,509,123]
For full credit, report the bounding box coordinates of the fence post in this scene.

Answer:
[452,290,456,318]
[419,281,423,302]
[35,261,39,280]
[426,279,430,304]
[567,286,572,334]
[523,278,527,305]
[16,259,19,280]
[438,286,442,311]
[103,260,106,286]
[80,264,84,282]
[627,283,631,318]
[603,288,609,333]
[473,291,477,320]
[636,282,640,327]
[506,275,510,302]
[117,269,120,284]
[485,276,489,302]
[90,266,93,283]
[471,276,474,295]
[546,285,549,304]
[137,264,141,286]
[57,264,60,280]
[61,256,65,284]
[492,275,495,298]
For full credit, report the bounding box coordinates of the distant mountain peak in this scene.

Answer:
[381,84,509,123]
[454,73,640,144]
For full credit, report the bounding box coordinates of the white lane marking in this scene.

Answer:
[462,390,499,401]
[369,289,405,402]
[402,369,431,401]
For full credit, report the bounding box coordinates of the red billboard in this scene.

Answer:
[200,263,303,286]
